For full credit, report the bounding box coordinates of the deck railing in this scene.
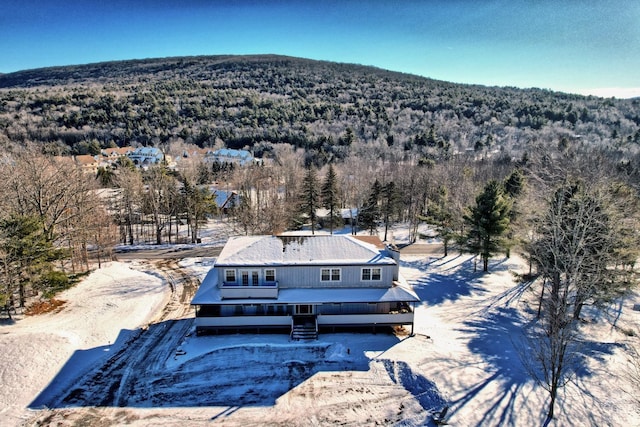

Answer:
[219,281,278,299]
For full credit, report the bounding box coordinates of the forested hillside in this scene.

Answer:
[1,55,639,166]
[2,55,640,423]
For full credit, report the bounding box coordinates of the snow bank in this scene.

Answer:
[0,262,169,425]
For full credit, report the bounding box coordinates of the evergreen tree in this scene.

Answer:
[504,168,525,199]
[321,164,341,234]
[425,185,455,256]
[0,215,65,313]
[381,181,399,241]
[299,167,320,235]
[359,179,382,235]
[180,176,217,243]
[464,180,512,272]
[96,166,116,188]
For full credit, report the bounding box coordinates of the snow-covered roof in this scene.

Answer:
[316,208,358,219]
[213,190,238,208]
[130,146,162,156]
[213,148,251,158]
[216,235,396,266]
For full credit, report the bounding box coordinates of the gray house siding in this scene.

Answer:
[216,264,395,289]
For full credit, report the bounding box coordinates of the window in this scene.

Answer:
[225,269,236,283]
[240,269,260,286]
[362,267,382,281]
[265,269,276,282]
[321,268,341,282]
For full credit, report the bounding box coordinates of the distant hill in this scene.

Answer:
[0,54,638,164]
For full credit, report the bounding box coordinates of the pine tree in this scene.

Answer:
[504,168,525,199]
[359,179,382,235]
[425,185,455,256]
[321,164,341,234]
[299,167,320,234]
[464,180,512,272]
[0,214,65,312]
[381,181,399,241]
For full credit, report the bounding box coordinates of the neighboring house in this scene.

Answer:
[213,189,239,214]
[127,146,164,167]
[74,154,100,174]
[206,148,255,166]
[317,208,359,227]
[102,146,134,159]
[191,235,419,339]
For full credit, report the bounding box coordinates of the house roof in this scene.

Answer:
[129,146,162,156]
[74,155,98,166]
[102,147,133,156]
[213,190,238,208]
[191,270,419,305]
[213,148,252,159]
[316,207,358,219]
[216,235,396,267]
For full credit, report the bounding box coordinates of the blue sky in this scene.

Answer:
[2,0,639,97]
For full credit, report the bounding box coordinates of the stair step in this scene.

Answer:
[291,325,317,340]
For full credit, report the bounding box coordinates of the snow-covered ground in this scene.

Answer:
[1,222,639,426]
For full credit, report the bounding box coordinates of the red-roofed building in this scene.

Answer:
[74,155,100,174]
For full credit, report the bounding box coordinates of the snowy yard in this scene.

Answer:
[1,224,639,426]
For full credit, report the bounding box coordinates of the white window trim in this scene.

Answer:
[238,269,262,286]
[224,269,236,283]
[320,267,341,282]
[361,267,382,281]
[264,268,276,282]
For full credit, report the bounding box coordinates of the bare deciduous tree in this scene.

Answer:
[525,181,639,423]
[142,166,178,245]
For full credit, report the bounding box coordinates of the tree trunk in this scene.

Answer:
[127,212,133,245]
[329,205,334,235]
[545,382,558,426]
[19,282,25,308]
[573,301,584,320]
[537,279,546,319]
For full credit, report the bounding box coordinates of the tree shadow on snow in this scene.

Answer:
[451,306,623,426]
[29,320,395,410]
[403,256,493,306]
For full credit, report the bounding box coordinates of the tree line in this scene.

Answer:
[1,55,639,170]
[0,145,218,317]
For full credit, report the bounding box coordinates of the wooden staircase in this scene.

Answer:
[291,316,318,340]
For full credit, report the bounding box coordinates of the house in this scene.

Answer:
[127,146,164,167]
[206,148,255,166]
[74,154,100,174]
[102,146,134,159]
[316,207,359,227]
[213,189,239,214]
[191,235,419,339]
